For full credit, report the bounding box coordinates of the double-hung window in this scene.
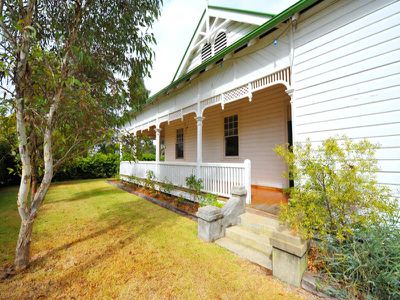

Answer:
[224,115,238,156]
[175,128,184,159]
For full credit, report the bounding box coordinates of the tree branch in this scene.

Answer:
[0,84,15,96]
[0,0,17,47]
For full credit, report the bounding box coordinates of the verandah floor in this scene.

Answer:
[250,185,288,215]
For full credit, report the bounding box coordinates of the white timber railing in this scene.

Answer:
[119,159,252,203]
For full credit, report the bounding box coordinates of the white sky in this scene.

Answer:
[145,0,299,95]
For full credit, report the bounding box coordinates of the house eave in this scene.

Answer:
[141,0,319,114]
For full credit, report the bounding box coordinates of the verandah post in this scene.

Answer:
[195,115,204,179]
[155,127,162,179]
[244,159,251,204]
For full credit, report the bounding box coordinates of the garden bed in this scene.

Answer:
[108,179,200,220]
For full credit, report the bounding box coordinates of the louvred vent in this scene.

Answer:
[201,43,212,62]
[214,32,227,54]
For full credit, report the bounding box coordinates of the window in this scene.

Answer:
[224,115,238,156]
[214,32,227,54]
[175,128,184,159]
[201,43,212,62]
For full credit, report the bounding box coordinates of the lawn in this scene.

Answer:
[0,179,314,299]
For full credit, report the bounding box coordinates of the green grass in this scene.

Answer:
[0,179,312,299]
[0,186,21,264]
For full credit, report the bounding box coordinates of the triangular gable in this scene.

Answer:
[172,5,273,81]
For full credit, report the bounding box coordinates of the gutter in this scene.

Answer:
[207,5,275,18]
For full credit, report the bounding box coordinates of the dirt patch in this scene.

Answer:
[108,179,199,219]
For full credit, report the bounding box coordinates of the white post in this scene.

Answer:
[286,88,295,145]
[244,159,251,204]
[195,116,204,178]
[119,138,123,161]
[133,131,137,159]
[155,127,161,179]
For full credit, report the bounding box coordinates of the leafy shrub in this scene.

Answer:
[185,174,203,202]
[275,136,399,299]
[176,196,186,205]
[145,170,156,194]
[275,137,395,241]
[140,153,165,161]
[160,177,174,195]
[141,153,156,161]
[318,213,400,299]
[54,153,119,181]
[200,193,223,208]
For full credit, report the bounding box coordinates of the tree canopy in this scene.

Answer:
[0,0,162,270]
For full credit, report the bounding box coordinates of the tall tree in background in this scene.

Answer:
[0,0,161,271]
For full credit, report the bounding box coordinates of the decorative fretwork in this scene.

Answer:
[132,67,291,132]
[168,110,182,122]
[182,103,197,116]
[200,95,221,111]
[223,84,249,103]
[251,67,291,91]
[158,115,169,126]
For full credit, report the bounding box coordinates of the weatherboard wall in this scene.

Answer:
[292,0,400,198]
[127,0,400,198]
[163,85,290,188]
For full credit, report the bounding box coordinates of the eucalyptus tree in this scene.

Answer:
[0,0,161,271]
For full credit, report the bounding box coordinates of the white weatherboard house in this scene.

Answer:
[121,0,400,205]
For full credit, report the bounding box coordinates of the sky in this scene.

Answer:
[145,0,299,95]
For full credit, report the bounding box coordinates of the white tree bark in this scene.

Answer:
[14,97,33,270]
[12,0,83,271]
[13,2,35,269]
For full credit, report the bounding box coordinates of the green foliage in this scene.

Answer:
[200,193,223,208]
[145,170,156,195]
[185,174,203,202]
[0,0,162,184]
[176,196,186,205]
[275,136,395,242]
[318,213,400,299]
[160,178,174,195]
[275,136,399,299]
[0,140,19,186]
[127,71,149,113]
[54,153,119,181]
[184,175,222,207]
[0,112,19,186]
[142,153,156,161]
[120,133,156,162]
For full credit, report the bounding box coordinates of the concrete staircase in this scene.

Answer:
[215,211,280,269]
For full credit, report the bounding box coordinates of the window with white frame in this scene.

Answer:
[175,128,184,159]
[224,115,238,156]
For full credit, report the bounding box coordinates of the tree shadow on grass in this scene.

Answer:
[33,196,180,265]
[29,221,127,266]
[49,187,126,204]
[0,198,184,298]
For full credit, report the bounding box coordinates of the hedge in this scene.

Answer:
[54,153,119,181]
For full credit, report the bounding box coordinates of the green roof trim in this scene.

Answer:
[146,0,319,106]
[207,5,275,18]
[172,9,206,82]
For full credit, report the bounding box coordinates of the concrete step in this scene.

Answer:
[239,212,280,236]
[225,225,272,255]
[215,237,272,269]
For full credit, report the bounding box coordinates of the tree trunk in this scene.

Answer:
[14,218,34,270]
